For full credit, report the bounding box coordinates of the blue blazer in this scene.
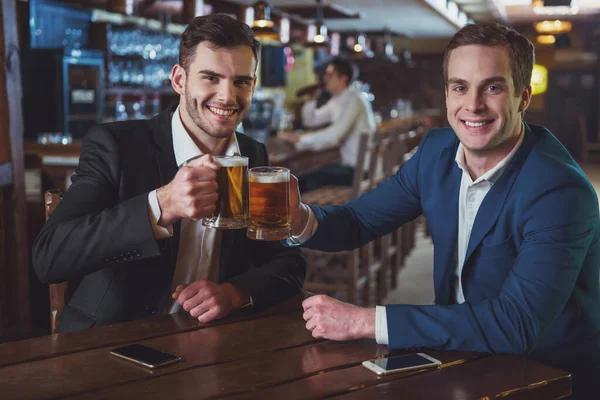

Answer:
[304,123,600,395]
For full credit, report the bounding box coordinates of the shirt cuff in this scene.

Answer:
[284,204,318,246]
[148,190,173,239]
[375,305,389,345]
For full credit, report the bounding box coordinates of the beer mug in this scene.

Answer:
[247,167,291,241]
[202,155,249,229]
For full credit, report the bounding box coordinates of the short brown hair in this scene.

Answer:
[179,14,261,72]
[329,57,358,86]
[443,22,535,95]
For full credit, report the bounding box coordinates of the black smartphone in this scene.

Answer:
[109,344,182,369]
[362,353,442,375]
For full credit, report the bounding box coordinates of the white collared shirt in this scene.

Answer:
[147,106,240,314]
[298,88,376,167]
[454,126,523,303]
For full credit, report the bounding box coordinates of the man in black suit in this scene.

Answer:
[32,14,306,333]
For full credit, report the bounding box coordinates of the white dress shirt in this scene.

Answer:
[454,126,524,303]
[292,124,524,345]
[298,87,376,168]
[147,106,241,314]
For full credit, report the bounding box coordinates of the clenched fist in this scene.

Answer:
[172,280,247,323]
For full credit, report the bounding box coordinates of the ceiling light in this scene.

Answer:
[536,34,556,44]
[251,1,280,41]
[534,20,572,34]
[305,0,330,49]
[313,25,328,43]
[349,33,373,59]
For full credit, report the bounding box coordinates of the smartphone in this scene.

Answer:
[110,344,182,369]
[362,353,441,375]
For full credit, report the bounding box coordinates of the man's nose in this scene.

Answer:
[217,80,236,104]
[465,90,485,113]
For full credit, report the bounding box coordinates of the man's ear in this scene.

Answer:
[171,64,186,95]
[519,85,532,113]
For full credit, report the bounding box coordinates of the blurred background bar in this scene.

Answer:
[1,0,599,341]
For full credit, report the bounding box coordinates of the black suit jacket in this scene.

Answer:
[32,103,306,333]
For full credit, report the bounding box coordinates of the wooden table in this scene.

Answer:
[0,294,571,399]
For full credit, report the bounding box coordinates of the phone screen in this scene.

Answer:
[373,354,437,371]
[110,344,181,367]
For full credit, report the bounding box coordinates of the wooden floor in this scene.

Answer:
[384,160,600,307]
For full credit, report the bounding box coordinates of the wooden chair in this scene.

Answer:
[378,126,418,292]
[301,132,374,206]
[301,132,385,306]
[44,189,67,334]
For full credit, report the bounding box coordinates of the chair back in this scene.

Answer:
[350,132,383,198]
[44,189,67,334]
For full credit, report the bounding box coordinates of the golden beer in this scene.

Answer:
[247,167,291,241]
[202,156,248,229]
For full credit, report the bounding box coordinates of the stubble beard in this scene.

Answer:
[184,90,238,140]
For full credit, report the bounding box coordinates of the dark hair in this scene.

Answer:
[329,57,358,86]
[443,22,535,95]
[179,14,261,71]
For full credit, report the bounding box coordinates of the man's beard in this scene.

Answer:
[184,90,240,140]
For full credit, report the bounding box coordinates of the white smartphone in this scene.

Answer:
[362,353,442,375]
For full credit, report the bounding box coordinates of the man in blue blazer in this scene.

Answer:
[289,23,600,398]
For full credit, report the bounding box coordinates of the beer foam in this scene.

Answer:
[250,174,289,183]
[214,157,248,167]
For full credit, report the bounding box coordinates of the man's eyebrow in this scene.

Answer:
[447,78,468,86]
[198,69,224,78]
[481,76,507,86]
[198,70,254,81]
[447,76,507,86]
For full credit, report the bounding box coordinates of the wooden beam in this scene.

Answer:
[0,162,12,188]
[0,0,32,340]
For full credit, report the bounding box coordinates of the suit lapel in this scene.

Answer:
[152,103,181,276]
[463,124,537,265]
[434,142,461,305]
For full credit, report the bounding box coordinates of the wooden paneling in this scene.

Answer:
[0,0,31,341]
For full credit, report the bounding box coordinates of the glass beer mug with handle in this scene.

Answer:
[247,167,291,241]
[202,155,249,229]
